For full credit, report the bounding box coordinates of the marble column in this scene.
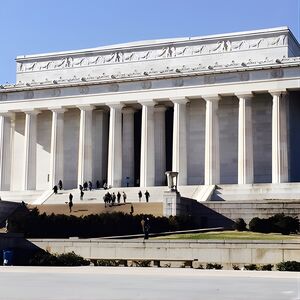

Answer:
[107,103,123,187]
[270,91,288,183]
[140,100,156,187]
[0,112,14,191]
[23,109,41,190]
[122,107,135,187]
[93,109,108,184]
[237,93,254,184]
[154,105,167,186]
[171,98,188,186]
[77,105,95,186]
[204,96,220,185]
[49,107,66,188]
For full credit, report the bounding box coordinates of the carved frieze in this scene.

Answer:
[17,34,288,73]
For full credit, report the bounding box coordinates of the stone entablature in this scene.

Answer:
[15,27,300,83]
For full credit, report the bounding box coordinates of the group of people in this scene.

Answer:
[52,179,63,194]
[138,190,150,202]
[103,191,127,207]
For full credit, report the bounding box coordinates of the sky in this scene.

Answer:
[0,0,299,84]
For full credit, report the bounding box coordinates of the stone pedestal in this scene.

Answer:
[163,190,183,217]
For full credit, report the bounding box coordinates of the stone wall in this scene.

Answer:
[30,238,300,269]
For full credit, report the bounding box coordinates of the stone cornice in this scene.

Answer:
[15,27,294,75]
[1,58,300,93]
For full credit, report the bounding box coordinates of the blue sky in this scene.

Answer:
[0,0,299,84]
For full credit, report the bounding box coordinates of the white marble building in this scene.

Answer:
[0,26,300,194]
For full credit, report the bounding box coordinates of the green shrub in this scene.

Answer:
[56,252,90,266]
[9,209,197,238]
[277,261,300,271]
[260,264,273,271]
[133,260,151,267]
[94,259,121,266]
[29,251,89,266]
[249,214,299,235]
[234,218,247,231]
[244,264,258,270]
[206,263,223,270]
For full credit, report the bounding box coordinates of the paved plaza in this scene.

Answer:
[0,267,299,300]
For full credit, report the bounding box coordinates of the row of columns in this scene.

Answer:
[0,90,289,190]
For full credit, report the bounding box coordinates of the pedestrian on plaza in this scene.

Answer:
[80,190,84,200]
[145,190,150,202]
[112,192,116,205]
[58,180,63,190]
[83,181,88,191]
[68,196,73,213]
[79,184,83,192]
[130,204,134,215]
[117,191,121,204]
[88,181,93,191]
[138,190,142,202]
[140,218,145,233]
[103,182,107,190]
[123,191,127,203]
[96,180,100,189]
[53,185,58,194]
[144,217,150,240]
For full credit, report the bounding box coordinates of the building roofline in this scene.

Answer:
[16,26,292,61]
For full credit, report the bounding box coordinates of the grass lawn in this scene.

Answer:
[155,231,300,240]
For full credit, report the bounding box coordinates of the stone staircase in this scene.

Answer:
[43,185,208,204]
[0,190,44,204]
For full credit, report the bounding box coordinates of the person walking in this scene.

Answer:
[68,194,73,213]
[145,190,150,203]
[130,204,134,215]
[138,190,142,202]
[58,180,63,190]
[88,181,93,191]
[122,191,127,203]
[117,191,121,204]
[80,190,84,200]
[79,184,83,192]
[112,192,116,205]
[53,185,58,194]
[144,217,150,239]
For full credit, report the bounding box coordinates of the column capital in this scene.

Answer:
[154,104,167,112]
[122,106,136,114]
[0,111,15,118]
[22,109,41,115]
[138,99,157,106]
[169,97,189,105]
[269,89,287,97]
[77,105,95,111]
[107,102,124,109]
[235,93,253,100]
[201,95,221,102]
[49,107,67,113]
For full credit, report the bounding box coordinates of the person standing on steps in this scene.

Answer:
[80,190,84,200]
[117,191,121,204]
[138,190,142,202]
[145,190,150,202]
[112,192,116,205]
[68,194,73,213]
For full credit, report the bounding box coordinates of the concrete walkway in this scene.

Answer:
[0,267,299,300]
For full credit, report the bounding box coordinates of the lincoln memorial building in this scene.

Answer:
[0,26,300,205]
